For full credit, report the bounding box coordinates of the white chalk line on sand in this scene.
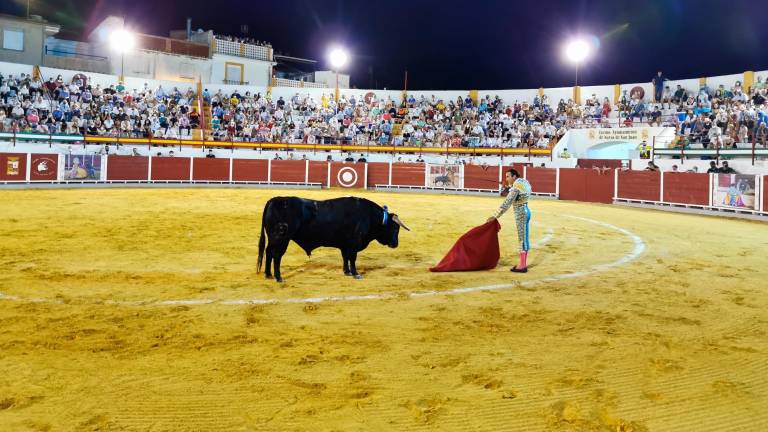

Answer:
[0,215,644,307]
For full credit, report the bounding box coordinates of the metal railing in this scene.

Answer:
[0,131,552,159]
[44,47,108,60]
[654,140,768,165]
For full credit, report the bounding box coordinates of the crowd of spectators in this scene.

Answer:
[0,72,201,138]
[668,79,768,149]
[203,89,566,149]
[213,34,271,48]
[2,68,768,152]
[644,71,768,149]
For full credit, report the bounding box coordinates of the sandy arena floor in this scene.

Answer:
[0,188,766,431]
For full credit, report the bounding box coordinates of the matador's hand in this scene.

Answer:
[486,216,497,223]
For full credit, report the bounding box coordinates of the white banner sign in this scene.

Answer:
[587,128,651,142]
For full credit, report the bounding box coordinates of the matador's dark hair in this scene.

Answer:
[507,169,520,178]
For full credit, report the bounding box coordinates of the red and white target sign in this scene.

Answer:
[330,163,366,188]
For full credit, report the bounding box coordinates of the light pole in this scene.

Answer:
[328,47,349,104]
[563,38,592,104]
[110,29,135,84]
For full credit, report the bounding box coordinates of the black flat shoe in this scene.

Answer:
[510,267,528,273]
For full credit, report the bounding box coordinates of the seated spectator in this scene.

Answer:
[756,123,768,147]
[644,161,660,172]
[719,161,736,173]
[707,161,720,173]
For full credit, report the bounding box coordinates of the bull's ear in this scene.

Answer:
[392,214,411,231]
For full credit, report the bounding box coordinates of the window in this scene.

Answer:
[2,29,24,51]
[225,62,243,84]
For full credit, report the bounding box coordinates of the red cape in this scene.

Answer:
[429,220,501,272]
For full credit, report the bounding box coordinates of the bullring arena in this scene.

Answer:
[3,6,768,431]
[2,184,767,431]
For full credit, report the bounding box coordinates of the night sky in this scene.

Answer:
[4,0,768,90]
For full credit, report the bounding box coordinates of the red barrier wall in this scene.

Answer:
[330,162,366,188]
[559,168,587,202]
[269,160,305,183]
[30,154,58,181]
[617,171,661,201]
[367,162,390,186]
[0,153,27,181]
[391,163,425,187]
[464,164,500,189]
[764,176,768,212]
[192,157,229,181]
[577,159,623,169]
[232,159,268,182]
[526,167,557,194]
[585,170,615,203]
[107,155,149,180]
[662,173,710,205]
[559,168,614,203]
[151,157,190,181]
[502,163,528,175]
[308,161,328,186]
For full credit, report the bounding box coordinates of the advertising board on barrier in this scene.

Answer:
[30,154,58,181]
[60,154,102,181]
[712,174,759,210]
[6,156,20,176]
[426,164,463,189]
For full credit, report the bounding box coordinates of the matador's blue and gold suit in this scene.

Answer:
[493,178,532,271]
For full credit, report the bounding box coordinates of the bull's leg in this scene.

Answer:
[264,246,274,279]
[341,250,351,276]
[272,242,289,283]
[348,251,362,279]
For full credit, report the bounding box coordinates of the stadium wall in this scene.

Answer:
[3,151,764,216]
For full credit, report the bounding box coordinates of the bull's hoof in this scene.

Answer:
[344,271,352,276]
[353,274,363,280]
[265,274,273,279]
[275,277,285,283]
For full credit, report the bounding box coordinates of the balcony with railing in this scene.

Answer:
[272,77,327,88]
[214,38,272,62]
[135,33,210,58]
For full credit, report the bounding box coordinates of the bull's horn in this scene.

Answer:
[392,214,411,231]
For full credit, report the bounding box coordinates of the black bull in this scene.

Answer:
[257,197,411,282]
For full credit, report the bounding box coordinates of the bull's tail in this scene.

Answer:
[257,200,270,273]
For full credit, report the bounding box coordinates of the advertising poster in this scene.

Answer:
[6,156,19,176]
[61,154,102,181]
[713,174,758,210]
[427,164,463,189]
